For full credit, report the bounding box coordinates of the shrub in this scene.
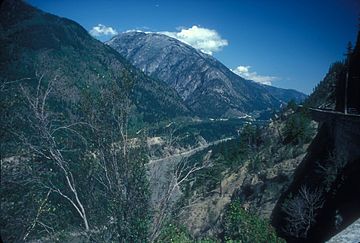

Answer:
[156,223,192,243]
[223,200,285,243]
[283,110,314,145]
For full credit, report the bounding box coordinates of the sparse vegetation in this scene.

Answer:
[316,150,348,192]
[156,223,192,243]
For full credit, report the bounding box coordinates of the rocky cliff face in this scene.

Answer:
[272,30,360,242]
[272,112,360,242]
[327,218,360,243]
[107,32,306,118]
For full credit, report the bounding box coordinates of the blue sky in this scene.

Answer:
[28,0,359,94]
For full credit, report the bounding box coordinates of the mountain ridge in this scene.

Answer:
[0,0,190,124]
[107,31,307,118]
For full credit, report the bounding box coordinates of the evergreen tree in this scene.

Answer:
[346,41,353,63]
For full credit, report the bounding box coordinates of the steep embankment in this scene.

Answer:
[166,107,317,239]
[272,110,360,242]
[272,30,360,242]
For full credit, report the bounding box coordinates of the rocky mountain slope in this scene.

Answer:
[107,32,307,118]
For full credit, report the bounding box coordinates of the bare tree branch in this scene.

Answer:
[282,185,324,238]
[20,74,90,232]
[149,150,213,242]
[23,189,52,240]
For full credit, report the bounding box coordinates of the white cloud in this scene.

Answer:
[90,24,118,37]
[159,26,228,55]
[232,65,277,85]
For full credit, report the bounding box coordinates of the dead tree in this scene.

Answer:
[23,189,53,241]
[90,75,150,242]
[282,185,324,238]
[93,79,132,203]
[20,73,90,232]
[164,122,180,149]
[149,150,213,242]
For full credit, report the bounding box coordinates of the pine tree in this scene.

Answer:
[346,41,353,62]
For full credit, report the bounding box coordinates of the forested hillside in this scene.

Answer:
[0,0,187,241]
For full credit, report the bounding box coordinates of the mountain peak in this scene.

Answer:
[108,31,211,60]
[108,31,306,117]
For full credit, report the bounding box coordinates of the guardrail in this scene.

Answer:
[304,107,360,125]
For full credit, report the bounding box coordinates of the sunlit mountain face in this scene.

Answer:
[107,31,307,118]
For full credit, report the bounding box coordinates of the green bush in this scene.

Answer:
[283,110,314,145]
[286,99,298,111]
[156,223,192,243]
[223,200,284,243]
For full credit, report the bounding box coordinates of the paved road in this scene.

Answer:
[148,137,234,165]
[308,107,360,118]
[146,137,234,205]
